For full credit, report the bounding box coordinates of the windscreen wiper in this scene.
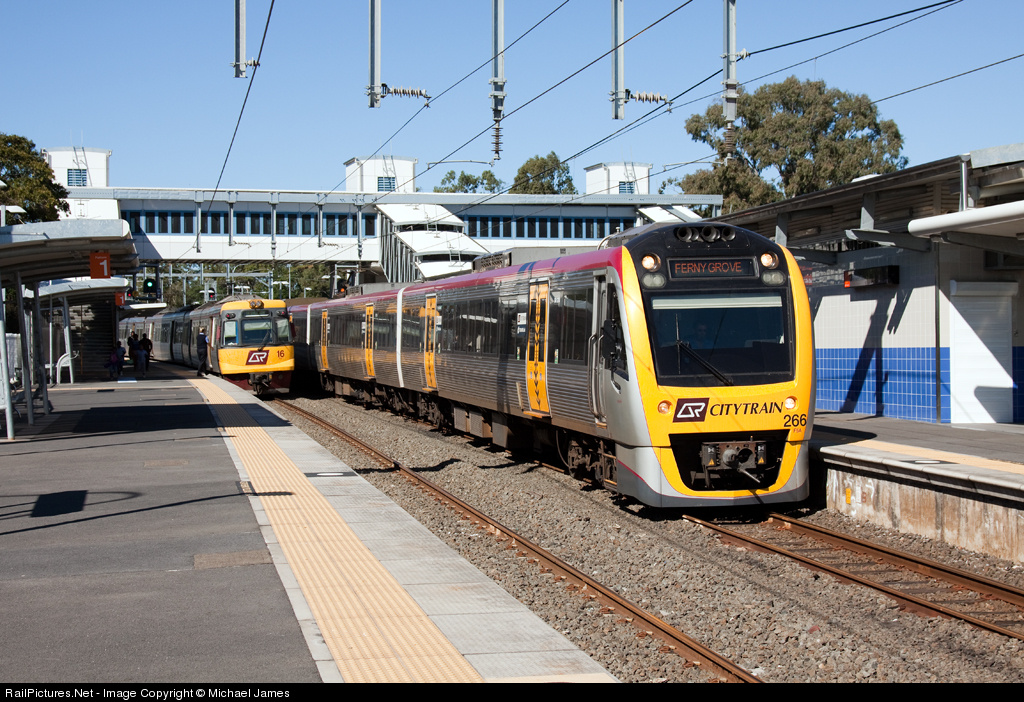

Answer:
[675,340,733,386]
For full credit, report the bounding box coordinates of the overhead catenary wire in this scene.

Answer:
[411,0,976,229]
[873,51,1024,103]
[171,0,1011,279]
[205,0,275,218]
[372,0,700,204]
[747,0,960,56]
[316,0,575,199]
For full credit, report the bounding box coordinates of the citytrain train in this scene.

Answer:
[120,295,294,394]
[290,222,814,508]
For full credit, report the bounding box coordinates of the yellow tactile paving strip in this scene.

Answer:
[816,432,1024,477]
[192,380,483,683]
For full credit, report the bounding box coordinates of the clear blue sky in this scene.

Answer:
[6,0,1021,194]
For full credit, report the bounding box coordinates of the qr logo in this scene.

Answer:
[246,350,269,365]
[673,398,709,422]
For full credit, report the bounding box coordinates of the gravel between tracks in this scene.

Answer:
[278,395,1024,683]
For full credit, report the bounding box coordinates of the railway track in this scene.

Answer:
[279,396,1024,645]
[685,513,1024,642]
[274,398,760,683]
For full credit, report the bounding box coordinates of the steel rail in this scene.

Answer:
[684,513,1024,642]
[274,399,760,683]
[767,512,1024,610]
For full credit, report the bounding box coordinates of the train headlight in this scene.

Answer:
[658,400,672,415]
[784,396,798,410]
[641,273,667,288]
[641,253,661,271]
[761,270,786,286]
[759,252,778,269]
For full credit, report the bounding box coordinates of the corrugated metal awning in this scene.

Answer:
[0,219,137,285]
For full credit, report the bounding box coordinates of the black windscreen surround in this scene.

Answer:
[645,290,794,387]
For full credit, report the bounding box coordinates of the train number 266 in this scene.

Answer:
[783,414,808,427]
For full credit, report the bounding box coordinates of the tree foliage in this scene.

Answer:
[509,152,577,195]
[433,169,504,193]
[0,133,69,222]
[664,77,908,209]
[661,161,782,216]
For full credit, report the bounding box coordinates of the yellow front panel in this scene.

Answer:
[219,345,295,375]
[621,250,814,499]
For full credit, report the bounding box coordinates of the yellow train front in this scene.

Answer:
[611,222,814,507]
[209,298,294,394]
[124,296,293,394]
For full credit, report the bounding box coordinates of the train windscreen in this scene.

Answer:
[646,291,793,387]
[222,313,294,346]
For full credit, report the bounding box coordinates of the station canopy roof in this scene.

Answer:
[0,219,137,286]
[376,203,464,228]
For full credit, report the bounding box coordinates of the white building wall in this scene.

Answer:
[343,156,417,193]
[584,162,652,195]
[43,147,111,188]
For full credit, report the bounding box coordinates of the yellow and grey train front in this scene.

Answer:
[608,223,814,508]
[214,298,294,395]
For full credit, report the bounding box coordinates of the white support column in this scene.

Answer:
[15,273,33,425]
[0,274,15,439]
[32,281,49,414]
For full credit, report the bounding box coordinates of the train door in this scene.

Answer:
[424,296,438,392]
[364,303,375,379]
[590,276,625,428]
[525,280,550,417]
[590,276,611,427]
[209,316,219,373]
[320,310,329,372]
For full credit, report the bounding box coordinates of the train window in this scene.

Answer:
[241,320,272,345]
[275,317,293,343]
[499,294,528,360]
[222,321,238,345]
[647,291,792,386]
[549,287,592,364]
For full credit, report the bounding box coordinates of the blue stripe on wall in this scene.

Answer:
[815,347,951,423]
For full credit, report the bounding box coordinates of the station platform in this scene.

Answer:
[0,362,613,683]
[3,364,1023,684]
[811,411,1024,562]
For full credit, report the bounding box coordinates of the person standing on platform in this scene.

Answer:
[139,333,153,373]
[196,327,209,377]
[107,341,126,379]
[127,332,139,368]
[135,341,149,379]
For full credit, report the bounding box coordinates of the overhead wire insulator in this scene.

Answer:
[721,126,737,162]
[630,91,669,104]
[492,122,502,161]
[383,85,431,101]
